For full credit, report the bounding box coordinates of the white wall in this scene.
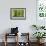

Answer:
[0,0,37,42]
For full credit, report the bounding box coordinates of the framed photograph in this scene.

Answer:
[10,8,26,20]
[37,0,46,19]
[36,0,46,26]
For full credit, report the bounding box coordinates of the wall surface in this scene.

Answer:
[0,0,37,42]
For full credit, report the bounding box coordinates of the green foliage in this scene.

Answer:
[39,13,44,17]
[33,32,46,39]
[32,25,37,27]
[40,26,45,29]
[32,25,38,30]
[32,25,45,30]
